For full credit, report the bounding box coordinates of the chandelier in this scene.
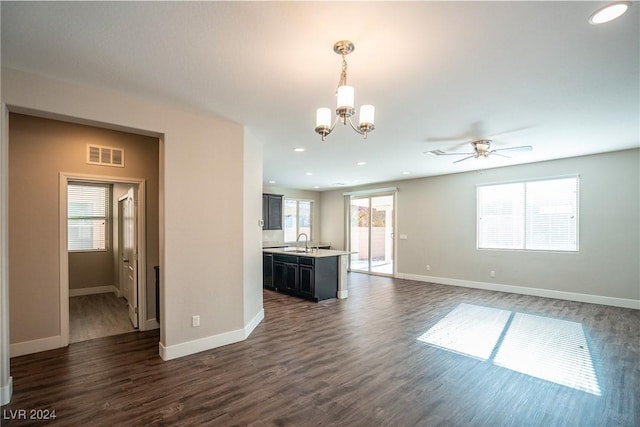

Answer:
[315,40,375,141]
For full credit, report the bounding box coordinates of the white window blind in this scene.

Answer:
[68,184,110,251]
[478,177,578,251]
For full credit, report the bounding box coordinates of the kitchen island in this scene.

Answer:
[262,247,352,301]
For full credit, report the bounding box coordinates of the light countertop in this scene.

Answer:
[262,241,331,249]
[263,247,353,258]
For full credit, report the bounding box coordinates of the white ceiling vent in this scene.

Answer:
[87,145,124,167]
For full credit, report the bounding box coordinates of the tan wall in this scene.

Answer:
[69,251,114,290]
[8,113,159,343]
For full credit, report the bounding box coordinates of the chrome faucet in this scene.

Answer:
[297,233,309,252]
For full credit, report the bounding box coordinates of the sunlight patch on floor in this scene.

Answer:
[417,303,601,396]
[417,303,511,360]
[494,313,601,396]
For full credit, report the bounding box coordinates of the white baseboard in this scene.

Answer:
[159,308,265,361]
[10,319,159,359]
[1,376,12,406]
[337,290,349,299]
[10,335,64,358]
[69,285,118,297]
[396,272,640,310]
[159,328,245,361]
[244,308,264,338]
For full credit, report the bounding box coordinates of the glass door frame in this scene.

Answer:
[347,190,396,277]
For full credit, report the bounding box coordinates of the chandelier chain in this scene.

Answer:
[337,55,348,88]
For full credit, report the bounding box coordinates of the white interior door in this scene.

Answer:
[121,187,138,328]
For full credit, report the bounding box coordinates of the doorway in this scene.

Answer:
[349,193,395,276]
[61,174,147,347]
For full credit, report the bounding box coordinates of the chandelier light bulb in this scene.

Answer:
[316,108,331,128]
[337,85,355,109]
[359,105,375,126]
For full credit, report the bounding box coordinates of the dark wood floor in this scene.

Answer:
[3,274,639,426]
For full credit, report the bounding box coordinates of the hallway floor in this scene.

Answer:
[69,293,135,343]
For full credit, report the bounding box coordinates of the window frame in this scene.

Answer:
[283,198,314,243]
[477,176,579,253]
[67,182,111,252]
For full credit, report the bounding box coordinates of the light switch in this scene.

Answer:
[399,234,408,240]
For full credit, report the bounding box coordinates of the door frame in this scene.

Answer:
[59,172,147,347]
[346,188,397,277]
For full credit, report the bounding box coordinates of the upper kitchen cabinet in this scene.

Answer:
[262,193,283,230]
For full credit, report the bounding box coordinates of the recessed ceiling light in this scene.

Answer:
[306,172,313,176]
[589,1,630,24]
[293,147,305,152]
[268,180,276,184]
[313,186,320,189]
[356,161,367,166]
[402,171,411,175]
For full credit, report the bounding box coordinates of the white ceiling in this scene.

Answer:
[2,1,638,190]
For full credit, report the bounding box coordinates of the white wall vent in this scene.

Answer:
[87,145,125,167]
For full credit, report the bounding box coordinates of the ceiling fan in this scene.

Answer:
[425,139,533,163]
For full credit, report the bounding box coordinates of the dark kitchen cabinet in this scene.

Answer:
[299,264,314,299]
[273,254,298,293]
[273,261,284,290]
[262,194,283,230]
[269,253,337,302]
[263,253,274,290]
[283,262,299,293]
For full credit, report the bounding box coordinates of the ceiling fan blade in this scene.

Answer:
[488,125,535,139]
[425,136,469,143]
[425,122,484,144]
[424,150,475,156]
[490,152,511,159]
[453,155,476,164]
[493,145,533,153]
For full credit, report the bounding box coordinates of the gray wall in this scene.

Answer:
[320,149,640,302]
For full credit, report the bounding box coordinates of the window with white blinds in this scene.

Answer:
[284,199,313,242]
[68,184,110,251]
[477,177,578,251]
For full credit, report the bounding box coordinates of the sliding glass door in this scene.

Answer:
[349,193,394,275]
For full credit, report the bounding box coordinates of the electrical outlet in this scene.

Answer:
[490,270,495,278]
[426,265,431,271]
[192,315,200,327]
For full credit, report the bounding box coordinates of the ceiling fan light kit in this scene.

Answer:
[315,40,375,141]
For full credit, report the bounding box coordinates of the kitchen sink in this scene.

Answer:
[283,247,311,253]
